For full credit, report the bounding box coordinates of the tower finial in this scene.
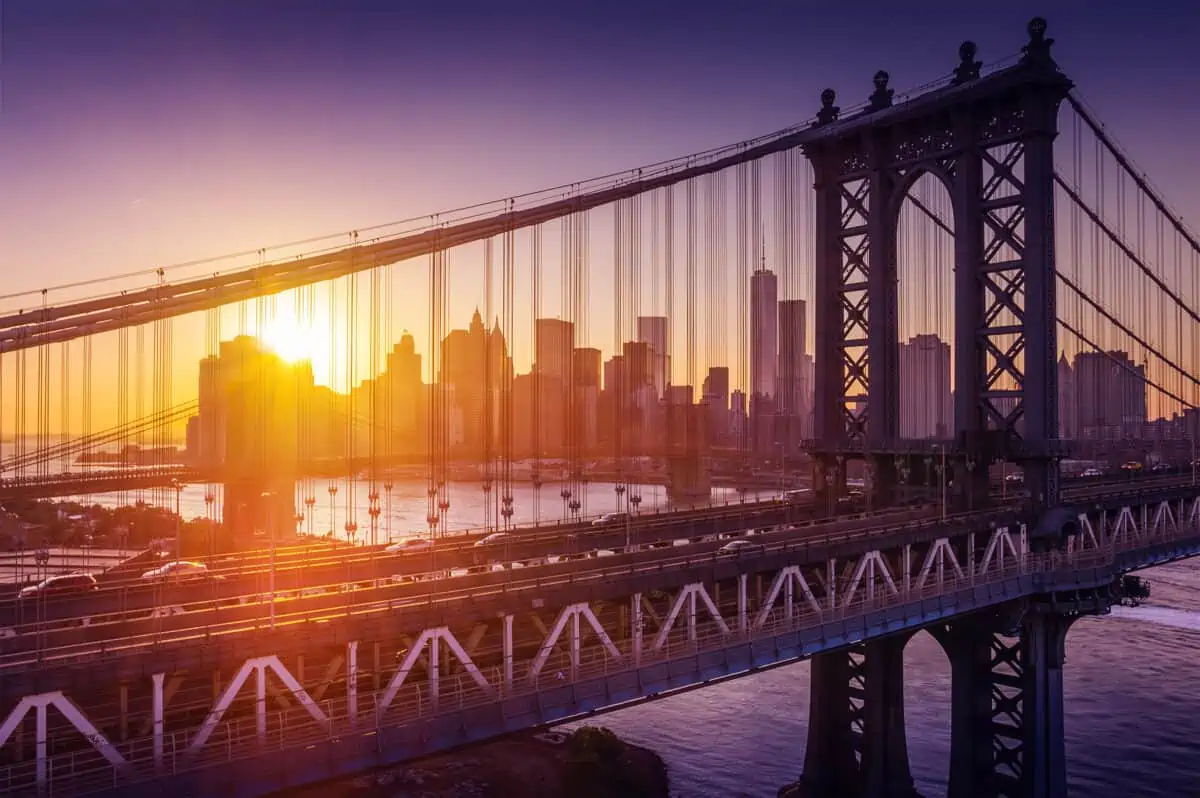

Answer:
[1021,17,1055,67]
[867,71,893,112]
[952,41,982,84]
[813,88,840,127]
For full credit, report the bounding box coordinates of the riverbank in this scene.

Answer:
[275,727,668,798]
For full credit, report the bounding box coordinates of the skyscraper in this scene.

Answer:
[535,318,574,383]
[1057,354,1076,440]
[776,299,808,415]
[702,366,730,410]
[750,267,778,399]
[637,316,669,398]
[572,347,602,388]
[1074,350,1147,439]
[898,333,952,439]
[702,366,731,445]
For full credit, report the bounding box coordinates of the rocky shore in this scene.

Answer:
[276,726,669,798]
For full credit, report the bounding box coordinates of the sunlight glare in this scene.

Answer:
[261,313,325,372]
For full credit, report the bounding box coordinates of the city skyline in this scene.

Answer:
[0,5,1197,423]
[2,303,1172,444]
[0,5,1191,447]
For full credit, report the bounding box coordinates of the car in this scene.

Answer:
[1150,463,1172,473]
[473,532,512,547]
[1120,461,1144,474]
[18,572,98,600]
[141,561,217,582]
[384,538,433,554]
[1081,468,1104,478]
[719,539,764,554]
[1005,473,1024,484]
[592,512,630,527]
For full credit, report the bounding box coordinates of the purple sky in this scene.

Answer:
[0,1,1195,297]
[0,2,1195,429]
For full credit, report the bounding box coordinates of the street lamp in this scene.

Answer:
[327,484,338,540]
[203,492,215,558]
[261,491,277,630]
[1191,433,1197,487]
[778,443,786,497]
[932,445,947,522]
[170,478,183,563]
[368,490,380,547]
[304,495,316,537]
[383,482,394,543]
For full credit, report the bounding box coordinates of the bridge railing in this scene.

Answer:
[5,482,1196,671]
[0,503,1010,670]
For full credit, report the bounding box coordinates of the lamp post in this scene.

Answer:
[383,482,394,543]
[368,490,380,547]
[778,443,786,497]
[1192,434,1197,487]
[170,478,183,563]
[203,492,215,558]
[327,484,338,540]
[261,491,276,630]
[932,445,947,522]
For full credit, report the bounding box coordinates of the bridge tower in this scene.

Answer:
[804,18,1071,517]
[794,18,1078,798]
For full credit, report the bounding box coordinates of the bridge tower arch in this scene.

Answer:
[791,19,1078,798]
[803,18,1073,517]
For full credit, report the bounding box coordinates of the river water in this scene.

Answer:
[78,477,777,543]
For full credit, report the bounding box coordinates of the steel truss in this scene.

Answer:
[0,492,1195,796]
[803,22,1074,514]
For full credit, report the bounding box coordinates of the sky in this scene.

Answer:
[0,0,1196,430]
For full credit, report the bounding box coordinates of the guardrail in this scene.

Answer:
[0,503,997,670]
[2,476,1194,661]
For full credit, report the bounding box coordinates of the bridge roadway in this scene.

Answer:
[0,472,1162,633]
[0,501,1023,680]
[0,472,1179,634]
[0,494,824,622]
[0,474,1189,687]
[0,494,873,638]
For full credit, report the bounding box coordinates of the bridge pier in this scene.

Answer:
[666,453,712,504]
[799,634,920,798]
[932,604,1081,798]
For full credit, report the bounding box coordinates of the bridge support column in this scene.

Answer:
[737,574,748,633]
[502,614,515,692]
[799,634,918,797]
[1021,611,1072,798]
[346,641,359,727]
[631,594,643,666]
[933,606,1077,798]
[152,672,165,769]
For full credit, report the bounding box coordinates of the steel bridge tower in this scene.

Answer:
[805,20,1071,518]
[794,19,1082,798]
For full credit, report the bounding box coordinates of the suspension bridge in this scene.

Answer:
[0,17,1197,798]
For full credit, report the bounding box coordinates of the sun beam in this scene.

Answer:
[260,313,328,375]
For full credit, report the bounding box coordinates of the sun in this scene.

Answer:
[260,313,325,370]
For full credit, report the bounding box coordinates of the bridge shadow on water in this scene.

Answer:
[567,557,1200,798]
